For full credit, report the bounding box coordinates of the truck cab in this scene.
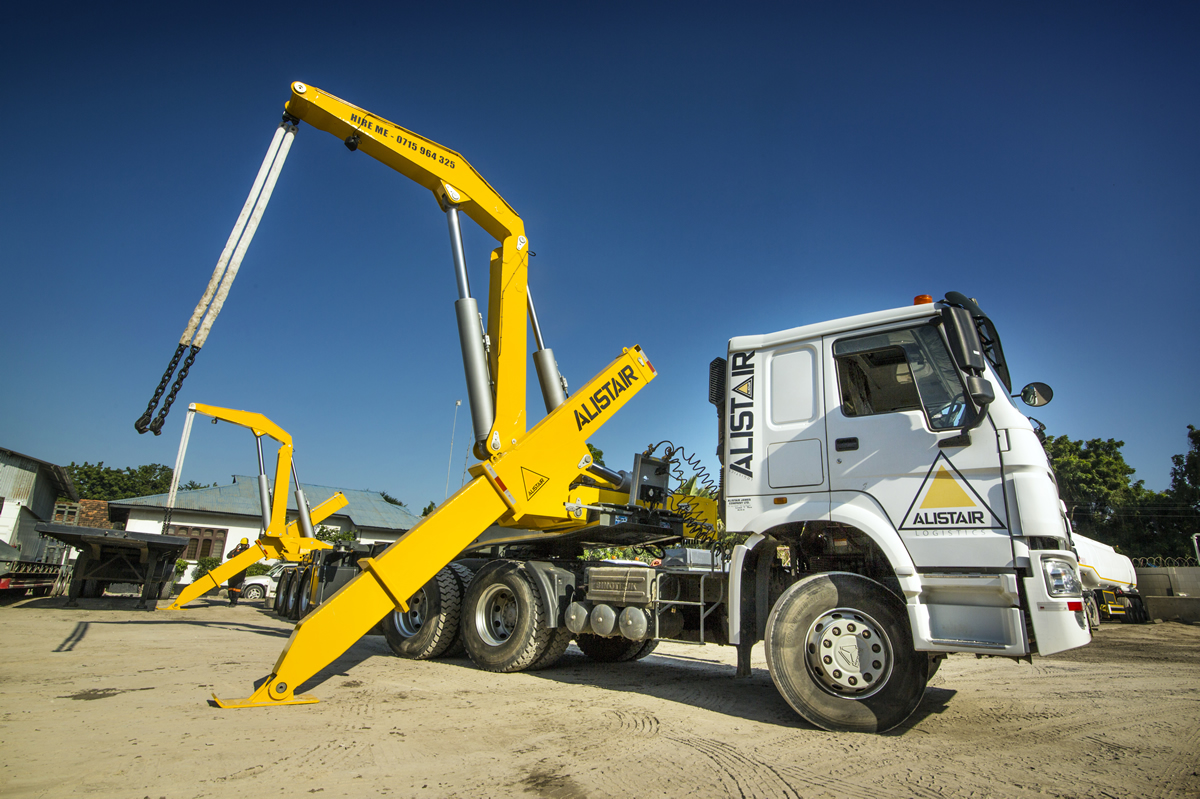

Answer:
[714,292,1090,729]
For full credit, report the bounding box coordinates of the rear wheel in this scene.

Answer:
[1084,594,1101,630]
[443,563,476,657]
[274,570,293,615]
[462,562,552,673]
[286,568,307,621]
[576,634,647,663]
[243,584,265,601]
[297,569,314,618]
[383,566,463,660]
[765,572,928,733]
[528,627,573,671]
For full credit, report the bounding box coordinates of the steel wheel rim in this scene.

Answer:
[475,583,517,647]
[392,588,428,638]
[804,607,893,699]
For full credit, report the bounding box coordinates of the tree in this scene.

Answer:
[587,443,605,467]
[379,490,406,507]
[315,525,357,544]
[1044,427,1199,559]
[65,462,174,501]
[421,501,436,517]
[180,480,217,491]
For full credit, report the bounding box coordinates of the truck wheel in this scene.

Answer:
[575,634,647,662]
[462,562,552,673]
[527,627,573,671]
[632,639,659,660]
[286,568,306,621]
[273,570,292,615]
[297,569,314,618]
[442,563,476,657]
[1084,594,1101,630]
[383,566,462,660]
[765,572,927,733]
[244,585,265,601]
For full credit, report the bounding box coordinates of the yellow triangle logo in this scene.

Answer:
[920,466,976,509]
[733,377,753,399]
[521,467,549,501]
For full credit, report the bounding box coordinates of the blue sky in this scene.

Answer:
[2,2,1197,508]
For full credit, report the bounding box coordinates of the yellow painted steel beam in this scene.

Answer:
[282,83,529,457]
[166,492,346,610]
[214,347,657,708]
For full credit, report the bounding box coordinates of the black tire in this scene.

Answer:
[576,634,648,662]
[243,584,266,601]
[461,562,553,673]
[927,654,946,680]
[528,627,573,671]
[286,568,307,621]
[443,563,476,657]
[1084,594,1101,631]
[297,568,314,618]
[632,639,659,660]
[274,570,293,615]
[764,572,928,733]
[382,566,463,660]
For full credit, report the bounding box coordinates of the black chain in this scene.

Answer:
[135,343,187,434]
[149,345,199,435]
[160,502,175,536]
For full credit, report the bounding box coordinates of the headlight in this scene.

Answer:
[1042,558,1082,597]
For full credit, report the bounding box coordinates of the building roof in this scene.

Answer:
[0,447,78,501]
[109,475,420,532]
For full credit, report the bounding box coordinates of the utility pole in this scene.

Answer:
[445,400,461,500]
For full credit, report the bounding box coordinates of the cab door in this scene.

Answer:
[822,321,1012,570]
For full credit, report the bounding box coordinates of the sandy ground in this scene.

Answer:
[0,595,1197,799]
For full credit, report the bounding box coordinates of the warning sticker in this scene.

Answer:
[900,453,1005,530]
[521,467,549,501]
[732,376,754,400]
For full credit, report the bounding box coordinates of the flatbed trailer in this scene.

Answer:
[36,524,188,609]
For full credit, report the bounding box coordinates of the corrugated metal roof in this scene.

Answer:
[0,448,78,502]
[109,475,420,532]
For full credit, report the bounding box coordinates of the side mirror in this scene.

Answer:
[966,376,995,408]
[1020,382,1054,407]
[941,306,986,373]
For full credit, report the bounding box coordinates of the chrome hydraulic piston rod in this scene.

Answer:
[256,435,273,531]
[446,204,496,446]
[528,286,568,413]
[291,463,316,538]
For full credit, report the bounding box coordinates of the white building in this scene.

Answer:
[108,475,421,572]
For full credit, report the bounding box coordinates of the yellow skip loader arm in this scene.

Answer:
[167,403,347,610]
[213,82,660,707]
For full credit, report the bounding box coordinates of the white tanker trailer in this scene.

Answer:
[1073,533,1147,625]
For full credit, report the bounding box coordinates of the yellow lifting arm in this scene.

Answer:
[215,346,657,708]
[283,82,531,458]
[166,404,345,610]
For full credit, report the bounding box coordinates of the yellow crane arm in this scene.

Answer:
[165,403,344,610]
[283,82,532,458]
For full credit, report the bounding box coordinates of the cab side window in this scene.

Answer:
[834,325,968,430]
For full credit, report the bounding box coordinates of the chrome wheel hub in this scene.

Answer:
[805,608,893,699]
[393,589,427,638]
[475,584,518,647]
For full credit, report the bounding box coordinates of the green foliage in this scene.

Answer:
[191,556,221,581]
[1044,426,1199,559]
[587,443,605,467]
[315,525,357,543]
[180,480,217,491]
[247,563,272,577]
[422,501,436,517]
[379,490,406,507]
[65,462,173,501]
[174,558,188,576]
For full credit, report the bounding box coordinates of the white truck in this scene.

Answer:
[367,291,1093,733]
[1073,532,1146,624]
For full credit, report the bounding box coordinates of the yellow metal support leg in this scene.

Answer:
[213,476,507,707]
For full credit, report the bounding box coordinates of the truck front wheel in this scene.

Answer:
[765,572,927,733]
[462,562,552,673]
[383,566,463,660]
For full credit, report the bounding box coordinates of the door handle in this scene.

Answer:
[835,437,859,452]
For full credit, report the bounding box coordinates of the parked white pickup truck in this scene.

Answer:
[240,562,285,601]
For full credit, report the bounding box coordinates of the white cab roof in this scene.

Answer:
[728,302,938,352]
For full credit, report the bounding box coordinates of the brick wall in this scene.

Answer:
[78,499,112,529]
